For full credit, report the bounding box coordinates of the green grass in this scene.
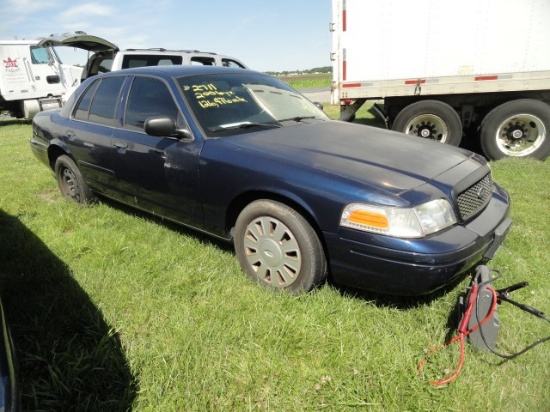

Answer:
[279,73,331,90]
[0,121,549,411]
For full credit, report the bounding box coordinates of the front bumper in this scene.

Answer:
[325,185,512,295]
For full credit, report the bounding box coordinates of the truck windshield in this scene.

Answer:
[178,72,328,137]
[30,46,52,64]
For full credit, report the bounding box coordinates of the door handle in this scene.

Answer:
[66,130,76,141]
[152,148,166,159]
[113,140,128,149]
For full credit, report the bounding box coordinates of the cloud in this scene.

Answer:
[4,0,50,13]
[60,3,114,20]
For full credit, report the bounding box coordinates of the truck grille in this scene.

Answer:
[456,173,492,221]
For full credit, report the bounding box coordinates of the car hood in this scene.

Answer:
[222,120,476,195]
[38,31,118,52]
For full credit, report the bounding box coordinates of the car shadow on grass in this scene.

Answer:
[0,209,138,411]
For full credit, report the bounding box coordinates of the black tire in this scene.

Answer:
[392,100,462,145]
[234,200,327,294]
[54,155,96,204]
[480,99,550,160]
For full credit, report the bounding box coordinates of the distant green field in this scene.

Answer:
[279,73,331,90]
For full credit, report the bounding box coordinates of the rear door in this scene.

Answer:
[64,75,126,194]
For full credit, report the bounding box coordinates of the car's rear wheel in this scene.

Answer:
[54,155,96,204]
[234,200,327,294]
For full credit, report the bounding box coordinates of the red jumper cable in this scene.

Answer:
[418,265,549,386]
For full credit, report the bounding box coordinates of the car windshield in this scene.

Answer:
[177,72,329,137]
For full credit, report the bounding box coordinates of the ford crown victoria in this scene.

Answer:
[30,66,512,295]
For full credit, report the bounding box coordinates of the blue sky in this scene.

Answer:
[0,0,332,72]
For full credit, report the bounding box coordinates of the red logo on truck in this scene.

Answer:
[3,57,19,70]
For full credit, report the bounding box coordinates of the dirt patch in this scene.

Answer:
[36,189,60,204]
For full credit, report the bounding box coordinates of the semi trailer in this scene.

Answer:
[331,0,550,160]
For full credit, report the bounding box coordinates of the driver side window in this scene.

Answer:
[124,77,181,131]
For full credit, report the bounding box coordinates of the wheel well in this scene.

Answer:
[47,145,69,171]
[225,191,325,245]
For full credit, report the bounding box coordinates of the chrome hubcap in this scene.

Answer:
[496,114,545,156]
[404,114,448,142]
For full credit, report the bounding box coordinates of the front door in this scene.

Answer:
[110,76,204,227]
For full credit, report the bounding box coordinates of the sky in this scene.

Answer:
[0,0,333,72]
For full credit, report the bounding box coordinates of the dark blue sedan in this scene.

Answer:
[30,66,512,295]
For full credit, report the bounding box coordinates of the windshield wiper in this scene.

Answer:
[210,121,282,133]
[276,116,319,123]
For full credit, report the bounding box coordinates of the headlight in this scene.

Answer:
[340,199,457,238]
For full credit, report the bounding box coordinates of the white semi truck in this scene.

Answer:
[0,38,83,119]
[331,0,550,160]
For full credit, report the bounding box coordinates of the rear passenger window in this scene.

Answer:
[122,55,183,69]
[158,59,175,66]
[73,79,101,121]
[191,56,216,66]
[73,77,124,125]
[124,77,180,131]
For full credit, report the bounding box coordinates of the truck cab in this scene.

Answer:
[0,38,82,118]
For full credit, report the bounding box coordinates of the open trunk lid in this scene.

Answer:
[38,31,118,53]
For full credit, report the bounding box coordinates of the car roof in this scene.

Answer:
[96,64,262,78]
[120,48,219,56]
[117,48,246,64]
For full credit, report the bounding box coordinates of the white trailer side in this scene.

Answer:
[331,0,550,159]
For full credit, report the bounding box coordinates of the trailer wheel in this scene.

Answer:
[392,100,462,145]
[480,99,550,160]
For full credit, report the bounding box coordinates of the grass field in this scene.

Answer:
[0,121,549,411]
[279,73,331,90]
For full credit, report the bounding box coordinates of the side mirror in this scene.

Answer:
[313,102,324,111]
[144,116,192,139]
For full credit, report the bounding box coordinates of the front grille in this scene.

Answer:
[456,173,492,221]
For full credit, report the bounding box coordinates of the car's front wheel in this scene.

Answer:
[234,200,327,294]
[54,155,96,204]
